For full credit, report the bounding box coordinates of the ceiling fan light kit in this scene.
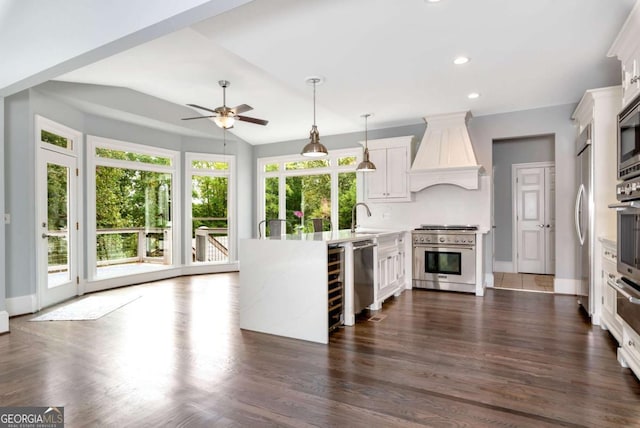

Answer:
[301,76,328,157]
[182,80,268,129]
[356,113,376,172]
[213,115,235,129]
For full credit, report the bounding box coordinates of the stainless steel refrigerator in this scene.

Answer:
[575,124,592,315]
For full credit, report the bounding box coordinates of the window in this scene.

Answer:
[186,153,235,265]
[258,149,361,233]
[88,136,178,280]
[36,115,80,155]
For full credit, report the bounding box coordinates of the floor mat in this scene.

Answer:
[30,294,141,321]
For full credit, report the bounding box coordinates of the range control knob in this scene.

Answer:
[439,237,445,243]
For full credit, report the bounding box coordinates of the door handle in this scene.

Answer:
[545,224,551,228]
[42,233,55,239]
[538,224,544,228]
[575,184,585,245]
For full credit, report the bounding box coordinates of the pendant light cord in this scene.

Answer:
[313,80,317,127]
[365,114,368,148]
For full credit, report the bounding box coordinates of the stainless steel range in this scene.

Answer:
[412,225,478,293]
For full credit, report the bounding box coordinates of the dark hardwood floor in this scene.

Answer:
[1,273,639,427]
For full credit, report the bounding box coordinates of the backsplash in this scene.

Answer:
[359,175,491,231]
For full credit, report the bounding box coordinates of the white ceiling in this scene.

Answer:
[55,0,636,145]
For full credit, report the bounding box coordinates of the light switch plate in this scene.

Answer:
[4,213,10,224]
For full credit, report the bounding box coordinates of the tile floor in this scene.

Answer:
[493,272,554,293]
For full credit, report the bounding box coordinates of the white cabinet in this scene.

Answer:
[621,49,640,107]
[619,320,640,380]
[364,136,412,202]
[608,2,640,108]
[371,232,408,309]
[600,238,622,343]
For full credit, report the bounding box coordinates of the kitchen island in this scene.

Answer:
[239,229,410,344]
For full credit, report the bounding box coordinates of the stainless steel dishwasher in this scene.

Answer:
[352,240,376,314]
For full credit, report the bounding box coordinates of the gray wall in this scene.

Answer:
[470,103,578,280]
[0,97,5,312]
[492,135,555,262]
[5,90,35,299]
[4,86,253,300]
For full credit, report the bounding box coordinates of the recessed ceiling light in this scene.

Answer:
[454,56,470,65]
[425,0,442,3]
[468,92,480,99]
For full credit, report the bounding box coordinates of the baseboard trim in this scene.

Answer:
[84,263,240,294]
[494,261,514,273]
[0,311,8,333]
[485,273,494,288]
[6,294,37,317]
[554,278,580,295]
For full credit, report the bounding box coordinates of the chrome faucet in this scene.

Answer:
[351,202,371,232]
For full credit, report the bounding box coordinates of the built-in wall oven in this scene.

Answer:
[412,225,477,293]
[610,176,640,337]
[618,93,640,180]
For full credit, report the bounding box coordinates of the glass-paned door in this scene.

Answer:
[38,149,78,308]
[285,174,331,233]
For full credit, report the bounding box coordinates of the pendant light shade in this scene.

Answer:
[301,77,328,157]
[356,113,376,172]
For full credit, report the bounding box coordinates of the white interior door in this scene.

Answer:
[516,164,555,274]
[38,149,78,308]
[544,167,555,274]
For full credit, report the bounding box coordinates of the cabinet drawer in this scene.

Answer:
[621,324,640,379]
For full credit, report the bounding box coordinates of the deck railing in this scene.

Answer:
[48,221,230,273]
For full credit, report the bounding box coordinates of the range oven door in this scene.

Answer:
[413,244,475,285]
[611,277,640,334]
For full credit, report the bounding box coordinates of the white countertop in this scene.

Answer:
[262,228,406,244]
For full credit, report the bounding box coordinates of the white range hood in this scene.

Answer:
[410,111,481,191]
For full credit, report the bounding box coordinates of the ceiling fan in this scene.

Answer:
[181,80,269,128]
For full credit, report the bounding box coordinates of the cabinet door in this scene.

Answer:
[623,52,640,108]
[378,256,390,291]
[366,148,388,199]
[385,147,408,198]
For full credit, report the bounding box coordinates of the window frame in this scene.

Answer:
[86,135,180,281]
[256,148,363,233]
[184,152,236,265]
[36,114,81,156]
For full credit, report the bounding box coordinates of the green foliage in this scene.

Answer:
[338,172,357,230]
[265,177,279,220]
[41,130,70,149]
[95,147,171,166]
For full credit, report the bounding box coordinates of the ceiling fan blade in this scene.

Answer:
[237,115,269,126]
[231,104,253,114]
[187,103,218,114]
[181,115,216,121]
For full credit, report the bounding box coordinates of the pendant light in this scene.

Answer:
[356,113,376,172]
[301,77,328,157]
